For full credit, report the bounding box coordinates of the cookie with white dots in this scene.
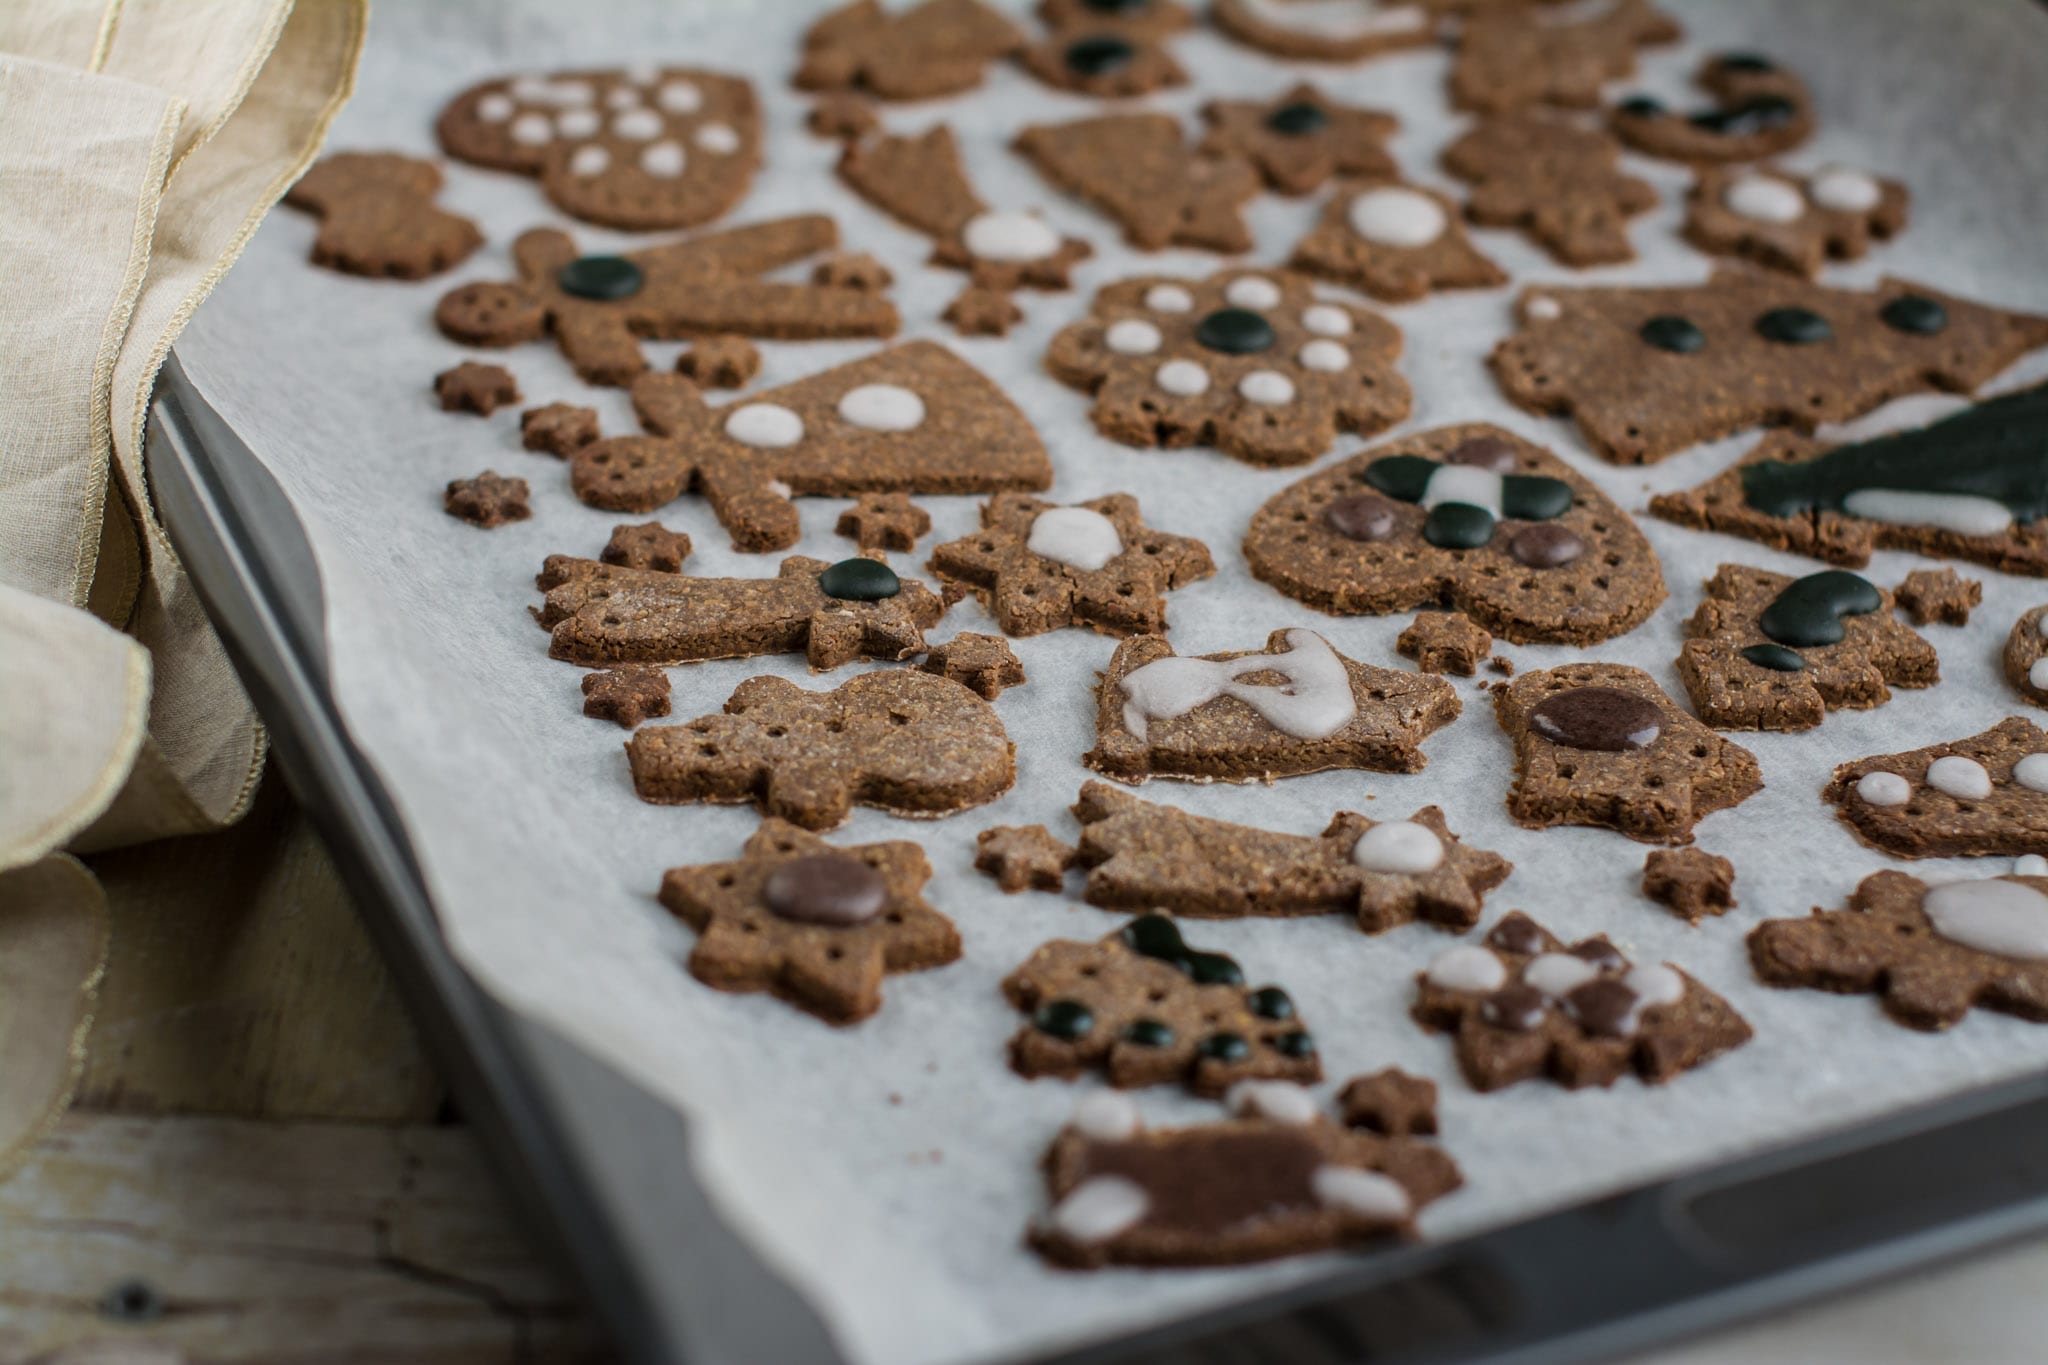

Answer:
[1686,164,1909,277]
[2006,605,2048,707]
[436,66,760,231]
[1824,717,2048,859]
[1289,178,1507,304]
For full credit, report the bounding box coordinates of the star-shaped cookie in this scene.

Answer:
[1199,84,1399,197]
[1642,847,1735,923]
[601,521,692,573]
[836,492,932,553]
[1338,1068,1439,1138]
[522,402,600,457]
[444,471,531,527]
[676,335,761,388]
[1893,568,1980,627]
[582,667,671,728]
[435,361,520,415]
[974,824,1074,892]
[922,632,1026,699]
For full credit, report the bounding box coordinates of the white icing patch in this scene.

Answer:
[1120,629,1355,741]
[557,108,601,138]
[1926,755,1993,801]
[624,62,663,87]
[2038,611,2048,640]
[612,108,664,141]
[695,122,741,155]
[567,145,611,178]
[1841,488,2015,537]
[2017,855,2048,877]
[1723,174,1805,224]
[1225,276,1282,309]
[837,383,925,432]
[639,141,685,177]
[1050,1176,1150,1245]
[1427,944,1507,993]
[2030,657,2048,692]
[1144,284,1194,313]
[532,79,593,107]
[1353,821,1445,875]
[1028,507,1124,572]
[1243,0,1427,39]
[1525,294,1562,321]
[509,76,551,102]
[1301,304,1352,337]
[510,112,554,146]
[1312,1166,1412,1221]
[723,403,805,448]
[1624,963,1685,1010]
[767,479,793,500]
[606,87,643,111]
[476,93,515,122]
[1154,360,1209,397]
[1227,1080,1318,1126]
[1809,165,1882,213]
[1348,187,1446,248]
[656,79,704,114]
[1299,340,1350,372]
[1524,953,1598,999]
[1071,1091,1141,1141]
[1857,770,1912,807]
[1421,465,1504,517]
[1923,879,2048,960]
[962,210,1060,262]
[2013,752,2048,793]
[1238,370,1296,405]
[1105,320,1162,355]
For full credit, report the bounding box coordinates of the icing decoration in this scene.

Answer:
[612,108,664,140]
[477,93,515,122]
[1523,952,1597,999]
[1265,101,1328,136]
[1036,999,1095,1038]
[1227,1080,1319,1126]
[1922,879,2048,960]
[762,853,888,926]
[1481,984,1546,1032]
[963,211,1062,262]
[1840,490,2014,536]
[1724,174,1805,224]
[1528,686,1663,752]
[1118,627,1357,742]
[1809,166,1881,213]
[1106,320,1163,355]
[2015,752,2048,793]
[1119,914,1245,986]
[1352,821,1445,875]
[1756,306,1832,344]
[1195,308,1277,355]
[606,88,643,110]
[1298,340,1350,372]
[1301,304,1351,337]
[1050,1176,1150,1244]
[1073,1091,1142,1141]
[1028,506,1125,571]
[1199,1033,1251,1062]
[1248,987,1295,1020]
[557,108,601,138]
[1508,524,1586,568]
[1226,276,1283,309]
[1312,1166,1412,1220]
[695,122,740,154]
[1155,359,1209,396]
[1427,945,1507,994]
[2033,658,2048,692]
[1881,294,1948,334]
[657,79,703,114]
[1625,963,1685,1009]
[1571,939,1627,973]
[1925,755,1992,800]
[1064,34,1137,75]
[2019,855,2048,876]
[1564,978,1641,1038]
[1856,771,1912,806]
[817,557,902,601]
[1741,643,1808,671]
[1361,453,1573,551]
[1446,436,1516,472]
[569,146,611,178]
[556,255,644,301]
[510,112,553,145]
[1757,570,1881,648]
[1123,1019,1174,1047]
[1347,187,1446,248]
[1526,295,1562,321]
[1145,284,1194,312]
[623,62,661,86]
[837,383,926,432]
[1324,493,1397,542]
[724,403,805,448]
[639,141,685,177]
[1641,315,1706,353]
[1239,370,1296,405]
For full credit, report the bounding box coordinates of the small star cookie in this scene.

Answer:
[1338,1068,1439,1138]
[1291,178,1507,304]
[973,824,1074,892]
[813,251,894,291]
[582,667,672,728]
[522,402,600,457]
[600,521,692,574]
[1642,848,1735,923]
[922,632,1026,699]
[836,492,932,553]
[807,93,878,141]
[435,361,520,415]
[944,283,1024,336]
[1892,567,1980,627]
[444,471,531,527]
[676,335,762,388]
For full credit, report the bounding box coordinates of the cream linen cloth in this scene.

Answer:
[0,0,364,1174]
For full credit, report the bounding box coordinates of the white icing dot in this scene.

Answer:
[1049,1176,1149,1245]
[1922,878,2048,960]
[1119,629,1356,742]
[557,108,601,138]
[1312,1166,1412,1221]
[1353,821,1445,875]
[567,145,611,178]
[1227,1080,1319,1126]
[767,479,793,500]
[1028,507,1124,572]
[723,403,804,448]
[1809,165,1882,214]
[476,93,515,122]
[1624,963,1685,1009]
[534,79,593,107]
[1525,294,1562,321]
[1421,464,1504,517]
[1143,284,1194,313]
[1238,370,1296,405]
[1301,304,1352,337]
[1347,186,1446,248]
[605,86,643,111]
[656,79,704,113]
[1524,953,1598,999]
[510,112,554,146]
[2038,611,2048,640]
[962,210,1060,262]
[1299,339,1350,372]
[624,62,663,87]
[1071,1091,1141,1141]
[1426,944,1506,994]
[1841,489,2014,536]
[695,122,741,155]
[612,108,663,140]
[2013,752,2048,793]
[2030,657,2048,692]
[1927,755,1993,801]
[1857,771,1912,807]
[509,75,551,102]
[1723,174,1806,224]
[837,383,925,432]
[1105,320,1162,355]
[2017,855,2048,877]
[1225,276,1282,309]
[1154,359,1209,397]
[640,140,686,177]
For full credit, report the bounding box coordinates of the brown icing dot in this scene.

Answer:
[1564,978,1641,1038]
[1444,435,1517,472]
[763,853,888,926]
[1480,983,1547,1032]
[1509,523,1587,568]
[1486,913,1545,956]
[1569,939,1627,973]
[1324,493,1399,542]
[1529,686,1664,752]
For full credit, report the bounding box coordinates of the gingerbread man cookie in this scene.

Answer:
[1449,0,1679,113]
[795,0,1026,100]
[1290,179,1507,303]
[1824,718,2048,860]
[1014,114,1261,254]
[1441,116,1657,266]
[1197,85,1398,196]
[1611,53,1813,163]
[283,152,481,279]
[1685,164,1909,277]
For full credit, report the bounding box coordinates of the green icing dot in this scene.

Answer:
[1198,1032,1250,1063]
[1425,502,1496,549]
[1034,999,1094,1040]
[1122,1019,1174,1048]
[1247,986,1295,1020]
[818,557,901,601]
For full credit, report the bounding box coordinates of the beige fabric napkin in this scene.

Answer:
[0,0,365,1170]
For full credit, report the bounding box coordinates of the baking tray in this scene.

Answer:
[150,348,2048,1365]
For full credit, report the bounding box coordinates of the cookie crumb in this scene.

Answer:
[435,361,520,415]
[444,471,530,527]
[836,492,932,553]
[922,633,1026,700]
[1893,567,1982,626]
[1398,611,1494,676]
[1642,848,1735,923]
[582,667,672,728]
[601,521,692,574]
[677,335,762,389]
[522,402,600,457]
[974,824,1074,892]
[944,283,1023,336]
[1487,656,1515,676]
[1338,1068,1438,1137]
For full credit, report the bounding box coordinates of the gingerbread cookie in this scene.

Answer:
[974,824,1075,892]
[1085,628,1459,784]
[522,402,599,457]
[1338,1069,1438,1138]
[658,819,960,1023]
[795,0,1025,100]
[436,67,760,231]
[1043,268,1410,467]
[1642,848,1735,924]
[1647,384,2048,571]
[1290,178,1507,303]
[1677,565,1937,731]
[1823,717,2048,860]
[836,492,931,553]
[582,667,671,729]
[1013,114,1261,254]
[919,633,1025,698]
[1441,116,1657,267]
[1242,424,1666,645]
[945,285,1024,336]
[535,554,944,670]
[1019,1,1191,99]
[1684,165,1909,277]
[573,341,1052,552]
[813,251,893,291]
[1197,84,1399,197]
[1004,914,1320,1097]
[1398,612,1493,676]
[601,521,692,574]
[807,92,879,141]
[628,670,1014,830]
[2007,605,2048,706]
[1030,1087,1461,1269]
[1210,0,1434,63]
[676,336,762,389]
[1072,782,1512,934]
[433,217,898,387]
[1611,53,1813,163]
[283,152,481,279]
[927,493,1213,638]
[1893,568,1979,627]
[1450,0,1679,113]
[435,361,520,416]
[1750,869,2048,1032]
[444,471,530,527]
[1496,663,1762,843]
[1493,271,2048,466]
[1416,911,1753,1091]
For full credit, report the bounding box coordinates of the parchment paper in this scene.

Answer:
[175,2,2048,1361]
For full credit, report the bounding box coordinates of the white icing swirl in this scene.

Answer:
[639,141,685,177]
[1809,166,1882,213]
[1525,295,1561,321]
[1050,1176,1149,1244]
[1028,506,1124,571]
[1624,963,1685,1009]
[1301,304,1352,337]
[1841,489,2014,536]
[1922,879,2048,960]
[1155,360,1208,396]
[1071,1091,1141,1141]
[695,122,741,155]
[1144,284,1193,313]
[1421,464,1504,517]
[612,108,663,140]
[476,93,515,122]
[1238,370,1295,405]
[656,79,703,113]
[557,108,601,138]
[1523,953,1598,999]
[1227,1080,1318,1125]
[2030,657,2048,692]
[1299,340,1350,372]
[2013,752,2048,793]
[1119,628,1356,741]
[2017,854,2048,877]
[1723,174,1805,224]
[567,145,611,178]
[510,112,554,145]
